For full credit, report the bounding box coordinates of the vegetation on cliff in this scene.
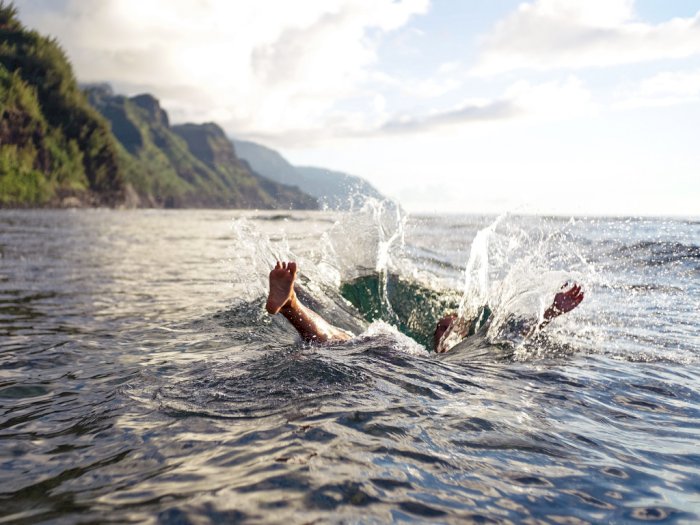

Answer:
[0,2,124,206]
[173,122,316,209]
[0,1,338,210]
[86,85,317,209]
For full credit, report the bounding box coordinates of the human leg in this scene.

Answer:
[266,261,352,343]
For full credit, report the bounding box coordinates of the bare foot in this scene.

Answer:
[544,282,584,321]
[266,261,297,314]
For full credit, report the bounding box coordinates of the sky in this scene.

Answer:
[14,0,700,216]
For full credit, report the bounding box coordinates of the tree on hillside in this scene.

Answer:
[0,1,125,205]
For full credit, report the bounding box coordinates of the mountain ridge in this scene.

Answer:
[1,3,382,210]
[233,139,385,210]
[86,84,317,209]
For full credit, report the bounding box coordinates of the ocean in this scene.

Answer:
[1,207,698,523]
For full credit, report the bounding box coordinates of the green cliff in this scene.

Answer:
[172,122,317,209]
[86,85,317,209]
[0,2,124,206]
[1,1,323,210]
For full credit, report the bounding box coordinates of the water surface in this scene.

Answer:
[1,209,698,523]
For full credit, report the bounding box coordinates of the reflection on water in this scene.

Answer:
[0,209,699,523]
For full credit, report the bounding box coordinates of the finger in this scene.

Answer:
[288,261,297,276]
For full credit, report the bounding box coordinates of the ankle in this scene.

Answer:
[543,306,558,321]
[280,293,298,314]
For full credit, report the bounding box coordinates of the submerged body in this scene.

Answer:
[266,261,584,352]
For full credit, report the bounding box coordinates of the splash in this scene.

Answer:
[318,198,408,325]
[441,215,595,352]
[230,208,599,355]
[227,209,697,363]
[459,214,506,318]
[229,217,293,301]
[297,206,591,354]
[318,199,406,279]
[228,201,411,342]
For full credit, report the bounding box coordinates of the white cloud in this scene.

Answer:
[10,1,598,144]
[504,76,596,119]
[14,0,429,142]
[379,99,517,134]
[369,70,462,99]
[375,76,594,136]
[615,69,700,109]
[473,0,700,75]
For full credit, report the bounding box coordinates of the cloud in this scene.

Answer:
[473,0,700,75]
[379,100,517,134]
[615,69,700,109]
[504,76,595,119]
[10,1,595,146]
[369,70,462,100]
[238,76,593,146]
[376,76,592,136]
[13,0,429,142]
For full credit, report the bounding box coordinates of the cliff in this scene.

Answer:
[173,122,317,209]
[85,85,317,209]
[0,3,124,206]
[233,139,384,210]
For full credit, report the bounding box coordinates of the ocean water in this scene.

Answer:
[0,207,698,524]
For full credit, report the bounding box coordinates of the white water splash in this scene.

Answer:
[360,320,427,356]
[229,217,290,301]
[318,198,409,324]
[441,215,595,351]
[319,198,407,280]
[228,201,410,329]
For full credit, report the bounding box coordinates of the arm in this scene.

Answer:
[266,261,352,343]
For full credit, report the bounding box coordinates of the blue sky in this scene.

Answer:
[14,0,700,216]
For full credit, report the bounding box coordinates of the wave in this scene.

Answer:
[613,241,700,268]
